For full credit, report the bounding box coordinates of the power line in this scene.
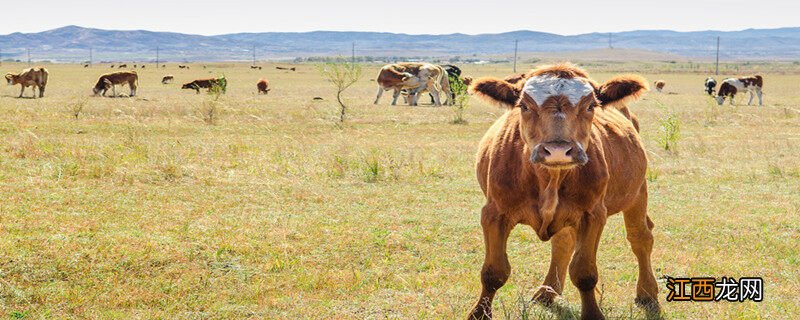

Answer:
[513,39,518,73]
[715,36,720,75]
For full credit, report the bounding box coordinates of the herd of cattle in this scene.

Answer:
[4,64,764,107]
[2,67,272,98]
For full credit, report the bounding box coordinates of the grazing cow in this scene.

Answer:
[275,66,296,71]
[374,63,446,106]
[251,66,262,70]
[162,65,166,68]
[716,75,763,106]
[133,64,137,68]
[141,65,146,69]
[467,64,658,320]
[161,75,175,84]
[84,64,89,68]
[412,64,462,104]
[257,78,271,94]
[654,80,666,92]
[5,67,49,98]
[181,78,226,94]
[178,65,190,69]
[110,65,115,68]
[704,77,717,95]
[401,68,454,106]
[93,71,138,97]
[503,72,527,85]
[118,64,127,68]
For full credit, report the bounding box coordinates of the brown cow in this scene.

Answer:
[466,64,658,320]
[5,67,49,98]
[118,64,127,68]
[251,65,262,70]
[182,78,224,94]
[93,71,138,97]
[257,78,270,94]
[716,75,763,106]
[161,75,174,84]
[503,72,527,85]
[374,63,446,106]
[654,80,666,92]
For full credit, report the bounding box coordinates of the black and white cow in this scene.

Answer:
[704,77,717,95]
[716,75,763,106]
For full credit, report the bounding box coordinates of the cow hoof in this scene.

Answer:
[634,296,661,314]
[532,285,559,305]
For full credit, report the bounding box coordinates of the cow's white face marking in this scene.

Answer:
[523,75,594,107]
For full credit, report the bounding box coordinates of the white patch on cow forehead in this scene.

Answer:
[523,75,594,106]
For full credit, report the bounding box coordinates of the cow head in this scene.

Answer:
[715,95,725,105]
[5,73,14,85]
[470,64,648,169]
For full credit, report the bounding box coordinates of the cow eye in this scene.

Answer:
[587,103,596,112]
[519,103,529,112]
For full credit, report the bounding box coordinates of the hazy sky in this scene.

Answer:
[2,0,798,35]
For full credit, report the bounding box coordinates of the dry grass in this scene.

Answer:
[0,61,798,319]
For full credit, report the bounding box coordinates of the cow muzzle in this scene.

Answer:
[531,141,588,168]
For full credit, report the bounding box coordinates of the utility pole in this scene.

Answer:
[513,39,518,73]
[715,36,720,75]
[156,46,160,69]
[27,48,31,66]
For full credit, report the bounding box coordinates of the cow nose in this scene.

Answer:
[542,145,573,163]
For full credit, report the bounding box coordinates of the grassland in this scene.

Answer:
[1,61,799,319]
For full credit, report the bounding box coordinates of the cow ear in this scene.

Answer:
[468,77,521,108]
[596,75,649,106]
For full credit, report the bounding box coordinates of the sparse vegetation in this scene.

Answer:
[317,60,363,124]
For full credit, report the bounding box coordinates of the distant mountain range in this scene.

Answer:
[1,25,799,62]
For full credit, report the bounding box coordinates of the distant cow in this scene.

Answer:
[182,78,226,94]
[654,80,666,92]
[161,75,175,84]
[257,78,270,94]
[110,65,115,68]
[178,65,190,69]
[503,72,527,85]
[250,66,262,70]
[717,75,763,106]
[704,77,717,95]
[141,65,146,69]
[374,63,447,106]
[84,64,89,68]
[5,67,49,98]
[93,71,138,97]
[133,64,137,68]
[466,63,658,320]
[402,65,454,106]
[276,66,296,71]
[118,64,127,68]
[442,64,462,77]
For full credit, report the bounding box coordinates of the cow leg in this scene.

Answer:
[757,89,763,106]
[533,227,575,305]
[112,85,117,97]
[569,206,607,320]
[468,204,514,320]
[747,91,754,105]
[429,85,442,107]
[623,188,660,313]
[18,86,24,98]
[391,89,400,105]
[374,87,384,104]
[729,95,735,106]
[39,85,45,98]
